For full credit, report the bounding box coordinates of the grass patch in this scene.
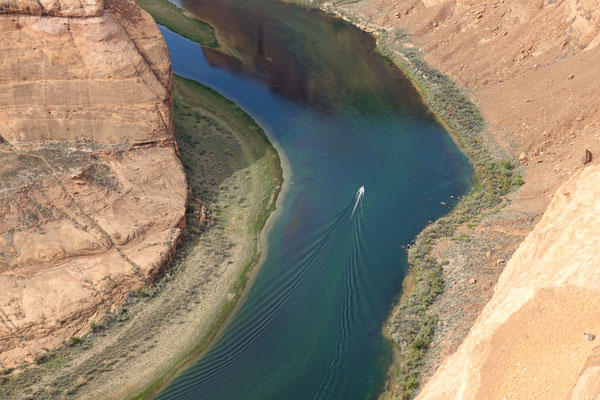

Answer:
[451,233,471,243]
[138,0,218,47]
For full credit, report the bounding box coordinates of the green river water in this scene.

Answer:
[156,0,471,398]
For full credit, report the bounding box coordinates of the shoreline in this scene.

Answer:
[140,3,480,398]
[138,3,487,397]
[283,1,524,398]
[373,31,519,400]
[131,3,474,397]
[128,76,289,400]
[131,102,293,400]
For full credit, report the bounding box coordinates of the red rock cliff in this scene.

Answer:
[0,0,187,367]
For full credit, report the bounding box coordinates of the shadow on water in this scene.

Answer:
[181,0,428,116]
[155,0,472,398]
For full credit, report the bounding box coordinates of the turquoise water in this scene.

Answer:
[156,1,471,398]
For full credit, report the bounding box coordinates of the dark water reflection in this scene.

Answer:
[182,0,426,115]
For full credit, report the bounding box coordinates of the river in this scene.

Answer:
[156,0,471,398]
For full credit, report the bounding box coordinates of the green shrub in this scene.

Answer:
[501,160,514,170]
[513,174,524,186]
[34,353,48,365]
[404,376,418,392]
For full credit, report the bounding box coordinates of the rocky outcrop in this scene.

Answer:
[417,163,600,399]
[0,0,103,17]
[0,0,186,367]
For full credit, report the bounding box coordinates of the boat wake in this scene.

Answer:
[158,186,369,400]
[312,186,367,399]
[350,186,364,218]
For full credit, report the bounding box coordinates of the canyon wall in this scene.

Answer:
[0,0,186,367]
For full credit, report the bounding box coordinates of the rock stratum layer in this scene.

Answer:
[417,164,600,400]
[0,0,186,367]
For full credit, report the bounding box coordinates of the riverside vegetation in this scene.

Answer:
[378,30,524,399]
[0,29,282,400]
[138,0,218,47]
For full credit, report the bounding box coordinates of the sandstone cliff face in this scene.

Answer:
[0,0,104,17]
[0,0,186,367]
[417,164,600,400]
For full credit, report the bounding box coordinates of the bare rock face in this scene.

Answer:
[0,0,104,17]
[417,164,600,400]
[0,0,186,367]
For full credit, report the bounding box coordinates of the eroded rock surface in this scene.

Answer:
[0,0,186,367]
[0,0,104,17]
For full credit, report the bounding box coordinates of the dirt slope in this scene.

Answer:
[0,0,186,368]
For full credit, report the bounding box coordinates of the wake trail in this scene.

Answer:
[163,194,362,399]
[312,187,366,399]
[350,185,365,218]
